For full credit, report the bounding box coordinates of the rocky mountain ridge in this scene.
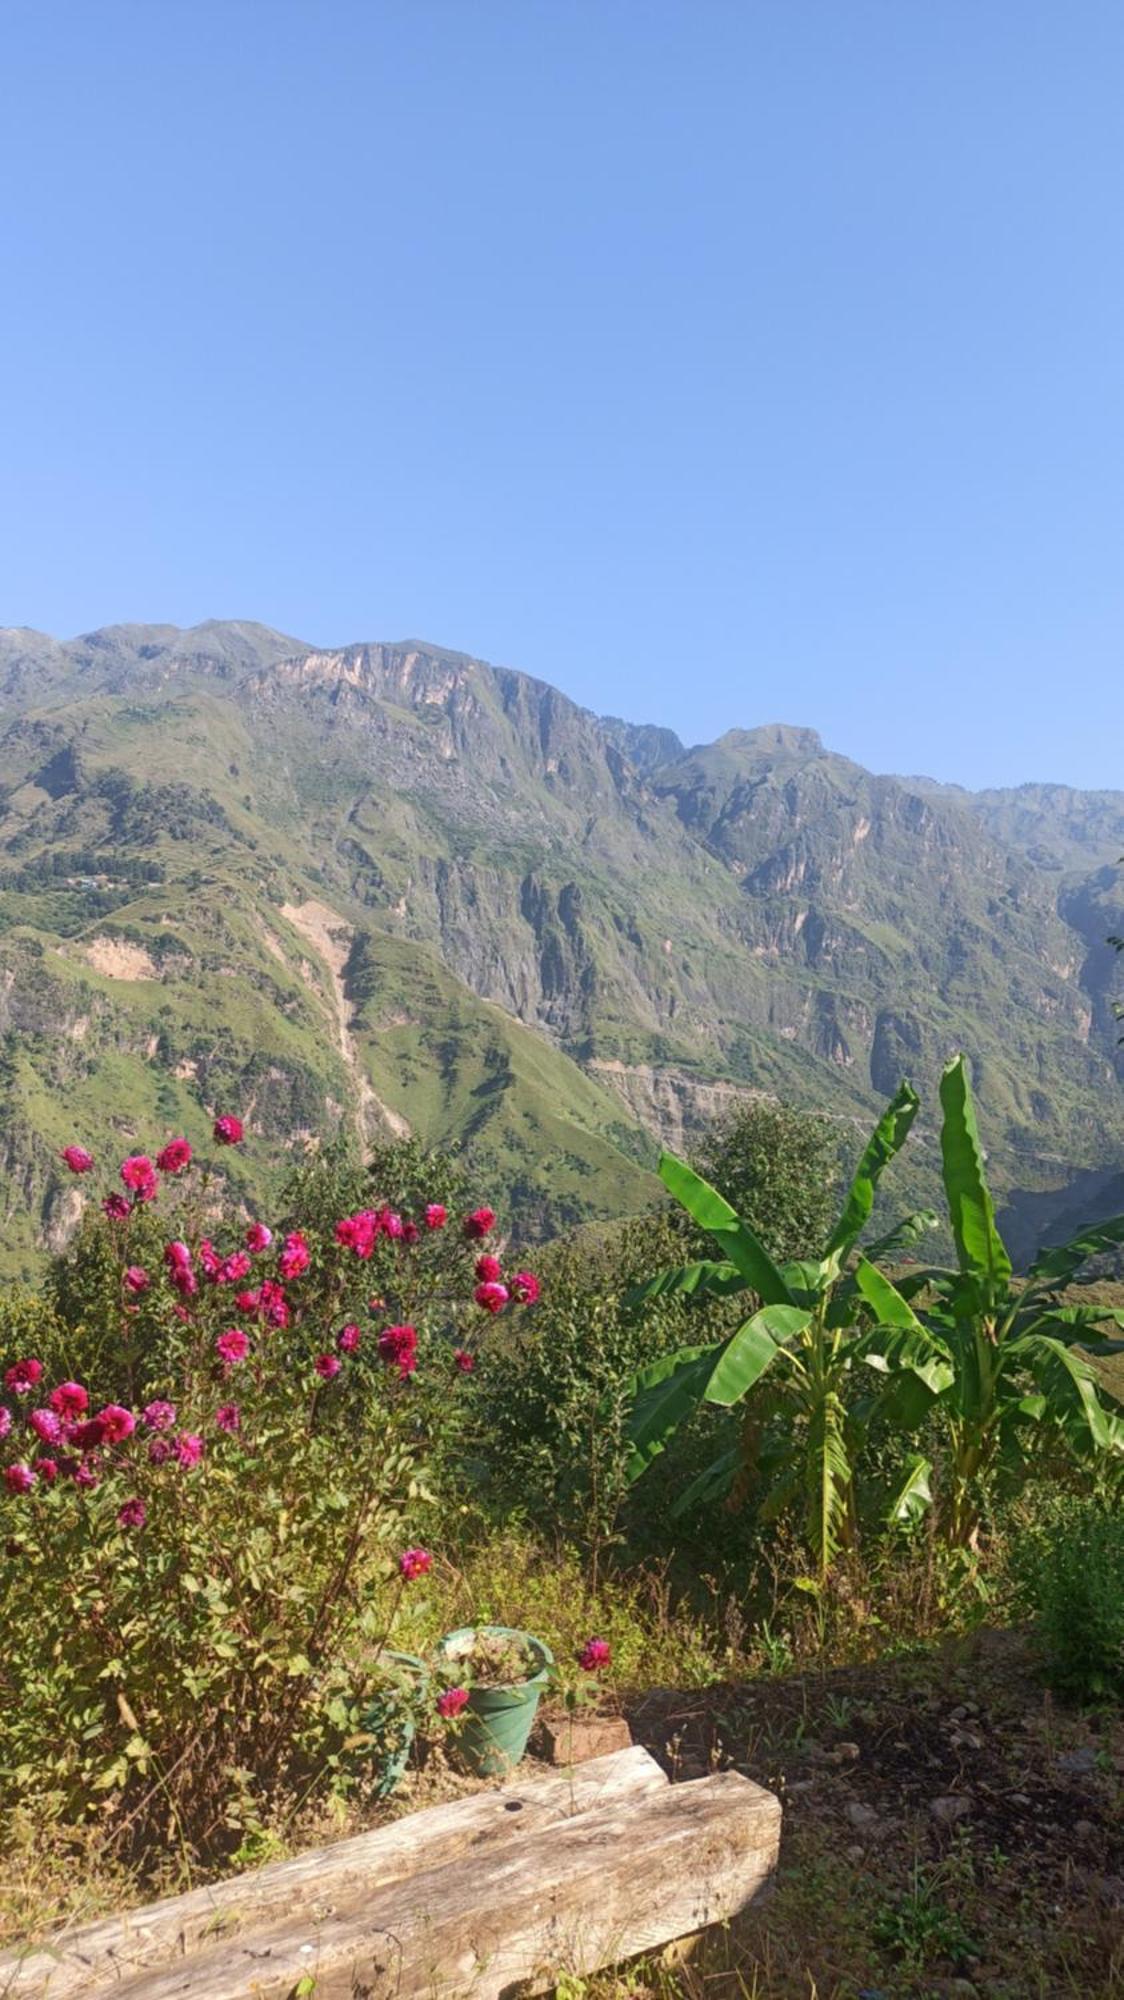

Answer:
[0,618,1119,1272]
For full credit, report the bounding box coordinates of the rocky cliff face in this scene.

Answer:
[0,618,1119,1268]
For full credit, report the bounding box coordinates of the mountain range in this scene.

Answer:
[0,618,1120,1275]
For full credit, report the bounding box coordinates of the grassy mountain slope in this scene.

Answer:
[0,620,1119,1270]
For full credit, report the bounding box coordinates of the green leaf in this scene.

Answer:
[853,1257,927,1333]
[670,1446,740,1517]
[1010,1333,1122,1453]
[886,1452,933,1527]
[778,1255,843,1299]
[805,1390,852,1573]
[862,1208,940,1265]
[624,1259,746,1305]
[624,1344,720,1481]
[658,1153,796,1305]
[824,1081,920,1259]
[859,1328,954,1397]
[703,1304,809,1406]
[1022,1306,1124,1346]
[1025,1214,1124,1287]
[938,1054,1011,1296]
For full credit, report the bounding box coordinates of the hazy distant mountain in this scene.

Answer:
[0,619,1119,1273]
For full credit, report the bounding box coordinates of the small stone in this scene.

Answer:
[948,1705,968,1721]
[1074,1818,1099,1841]
[828,1740,861,1764]
[1010,1792,1030,1806]
[845,1800,878,1829]
[787,1778,815,1794]
[1057,1746,1097,1776]
[930,1793,973,1826]
[845,1843,865,1864]
[675,1755,707,1780]
[540,1713,633,1766]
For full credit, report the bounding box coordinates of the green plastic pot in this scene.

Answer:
[360,1648,429,1798]
[436,1625,554,1778]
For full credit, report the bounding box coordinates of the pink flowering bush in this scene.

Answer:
[0,1130,538,1855]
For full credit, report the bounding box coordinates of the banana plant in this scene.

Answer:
[855,1054,1124,1546]
[622,1081,932,1576]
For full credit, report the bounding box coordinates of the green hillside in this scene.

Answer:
[0,620,1119,1271]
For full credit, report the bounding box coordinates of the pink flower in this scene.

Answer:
[5,1462,35,1493]
[0,1408,11,1440]
[424,1203,447,1230]
[142,1400,177,1431]
[401,1219,420,1245]
[398,1547,432,1580]
[165,1241,197,1295]
[213,1114,244,1145]
[148,1437,174,1465]
[214,1402,241,1433]
[73,1461,99,1489]
[218,1251,252,1285]
[381,1209,404,1240]
[335,1210,378,1258]
[314,1352,341,1380]
[453,1349,475,1373]
[35,1457,58,1483]
[175,1432,204,1469]
[475,1253,503,1283]
[120,1155,158,1202]
[124,1265,150,1294]
[278,1231,310,1280]
[102,1193,132,1220]
[259,1280,290,1328]
[246,1222,272,1253]
[474,1281,509,1315]
[117,1496,146,1529]
[216,1327,250,1366]
[4,1358,43,1397]
[49,1381,88,1418]
[510,1271,540,1305]
[164,1242,197,1294]
[378,1324,418,1371]
[61,1145,94,1174]
[72,1417,107,1451]
[155,1137,192,1174]
[98,1404,136,1444]
[464,1207,496,1240]
[337,1323,361,1353]
[578,1637,611,1673]
[199,1240,222,1280]
[234,1287,260,1315]
[437,1686,469,1719]
[29,1408,62,1445]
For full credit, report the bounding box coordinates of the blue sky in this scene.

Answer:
[2,1,1121,788]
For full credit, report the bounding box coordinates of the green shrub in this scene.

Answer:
[0,1127,537,1859]
[694,1097,842,1264]
[468,1212,740,1572]
[1018,1493,1124,1698]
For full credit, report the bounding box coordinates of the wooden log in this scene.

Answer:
[1,1747,667,1999]
[101,1771,780,1999]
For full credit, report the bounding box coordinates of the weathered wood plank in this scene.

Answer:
[1,1747,667,1998]
[103,1771,781,2000]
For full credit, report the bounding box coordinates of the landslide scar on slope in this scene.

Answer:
[278,902,410,1150]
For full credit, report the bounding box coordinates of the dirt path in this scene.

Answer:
[279,900,410,1151]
